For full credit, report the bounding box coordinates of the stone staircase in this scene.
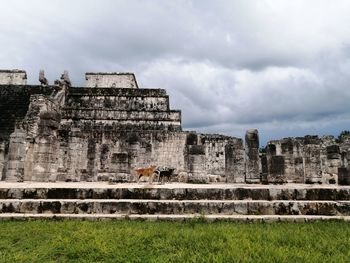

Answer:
[0,183,349,222]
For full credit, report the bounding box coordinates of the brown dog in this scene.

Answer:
[134,165,157,183]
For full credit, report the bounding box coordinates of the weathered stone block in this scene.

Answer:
[188,145,205,155]
[0,70,27,85]
[327,145,340,159]
[267,156,285,183]
[225,139,245,183]
[338,167,350,185]
[85,72,138,88]
[245,129,260,183]
[304,144,322,183]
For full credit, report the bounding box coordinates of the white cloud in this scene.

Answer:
[139,59,350,129]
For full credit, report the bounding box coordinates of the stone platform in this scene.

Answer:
[0,182,350,222]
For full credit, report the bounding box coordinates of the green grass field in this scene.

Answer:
[0,220,349,262]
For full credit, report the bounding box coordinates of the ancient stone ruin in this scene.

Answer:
[1,69,350,222]
[0,69,349,185]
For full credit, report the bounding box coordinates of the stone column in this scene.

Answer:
[326,145,342,174]
[338,167,350,185]
[341,152,349,168]
[304,144,322,184]
[280,138,298,183]
[265,142,287,183]
[0,142,6,180]
[67,128,83,182]
[225,139,245,183]
[267,155,285,183]
[32,137,58,181]
[6,128,27,181]
[31,112,60,182]
[85,138,97,181]
[245,129,260,183]
[260,154,268,184]
[188,145,206,182]
[23,139,35,181]
[293,141,304,183]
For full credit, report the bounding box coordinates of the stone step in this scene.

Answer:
[0,213,349,222]
[1,199,350,216]
[1,184,350,201]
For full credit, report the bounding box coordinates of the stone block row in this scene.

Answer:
[62,109,181,122]
[65,95,169,111]
[1,186,349,201]
[0,199,349,216]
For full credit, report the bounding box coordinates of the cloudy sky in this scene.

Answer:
[1,0,350,144]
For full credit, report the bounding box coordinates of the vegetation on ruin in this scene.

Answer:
[337,130,350,143]
[0,220,349,262]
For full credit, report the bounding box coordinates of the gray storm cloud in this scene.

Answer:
[1,0,350,144]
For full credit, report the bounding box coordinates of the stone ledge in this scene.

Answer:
[1,182,349,189]
[1,183,350,201]
[68,87,167,97]
[0,213,349,222]
[1,199,349,215]
[62,109,181,121]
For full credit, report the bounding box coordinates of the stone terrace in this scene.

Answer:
[0,182,349,221]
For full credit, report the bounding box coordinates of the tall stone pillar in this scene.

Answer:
[0,142,6,180]
[265,143,285,183]
[6,128,27,181]
[304,145,322,184]
[188,145,206,182]
[67,128,83,181]
[280,138,301,183]
[267,155,285,183]
[338,167,350,185]
[260,154,268,184]
[225,139,245,183]
[326,145,342,174]
[31,112,60,182]
[85,138,97,182]
[23,139,35,181]
[292,140,304,183]
[245,129,260,183]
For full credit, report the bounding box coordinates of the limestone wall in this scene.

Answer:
[5,95,61,182]
[0,85,53,142]
[62,110,181,123]
[65,95,169,111]
[0,71,349,185]
[52,129,244,183]
[69,87,166,96]
[264,135,350,184]
[85,73,138,88]
[63,87,180,131]
[199,134,245,183]
[0,70,27,85]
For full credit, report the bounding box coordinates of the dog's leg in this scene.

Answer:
[154,171,160,183]
[154,172,159,184]
[137,174,142,183]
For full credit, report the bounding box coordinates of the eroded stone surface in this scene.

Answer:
[0,70,349,185]
[0,70,27,85]
[264,135,350,185]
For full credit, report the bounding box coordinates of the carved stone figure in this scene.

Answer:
[51,71,71,106]
[53,70,71,87]
[61,70,71,87]
[51,83,67,106]
[39,70,48,86]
